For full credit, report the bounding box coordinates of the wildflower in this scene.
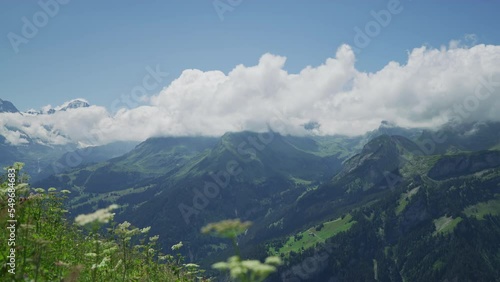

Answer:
[229,263,247,279]
[114,221,142,239]
[84,252,97,257]
[74,204,119,226]
[61,189,71,194]
[93,240,103,246]
[34,188,45,193]
[126,228,141,237]
[15,183,29,193]
[117,221,131,230]
[241,260,276,276]
[159,254,174,261]
[171,241,183,251]
[92,257,110,269]
[212,261,229,270]
[140,226,151,234]
[184,263,200,268]
[201,219,252,239]
[102,241,116,248]
[212,256,240,273]
[103,246,118,255]
[48,187,57,192]
[158,255,168,261]
[212,256,278,280]
[149,235,159,242]
[264,256,282,266]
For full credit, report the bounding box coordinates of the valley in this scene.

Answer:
[19,120,500,281]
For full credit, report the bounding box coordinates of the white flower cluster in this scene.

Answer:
[171,241,183,251]
[74,204,119,226]
[115,221,142,238]
[212,255,282,280]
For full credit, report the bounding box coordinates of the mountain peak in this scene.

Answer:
[55,98,90,111]
[362,120,422,142]
[362,134,420,154]
[328,134,420,189]
[25,98,91,115]
[0,98,19,113]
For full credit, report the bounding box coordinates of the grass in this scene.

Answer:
[270,214,355,256]
[399,155,441,178]
[395,186,420,215]
[433,215,462,235]
[490,143,500,151]
[464,195,500,219]
[70,184,153,210]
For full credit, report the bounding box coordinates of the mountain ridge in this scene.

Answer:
[26,121,500,281]
[24,98,90,115]
[0,98,19,113]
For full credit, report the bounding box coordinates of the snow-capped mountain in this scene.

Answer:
[24,98,90,115]
[55,98,90,111]
[0,98,141,179]
[0,98,94,147]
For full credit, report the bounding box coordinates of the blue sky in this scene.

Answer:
[1,0,500,112]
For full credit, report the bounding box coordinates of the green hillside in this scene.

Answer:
[26,123,500,281]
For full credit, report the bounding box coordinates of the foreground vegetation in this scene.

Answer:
[1,163,282,281]
[0,163,206,281]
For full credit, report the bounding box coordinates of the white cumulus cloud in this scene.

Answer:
[1,42,499,146]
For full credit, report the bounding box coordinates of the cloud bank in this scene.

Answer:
[2,42,500,146]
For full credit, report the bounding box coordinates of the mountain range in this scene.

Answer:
[33,127,500,280]
[24,98,90,115]
[0,98,137,180]
[2,98,500,281]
